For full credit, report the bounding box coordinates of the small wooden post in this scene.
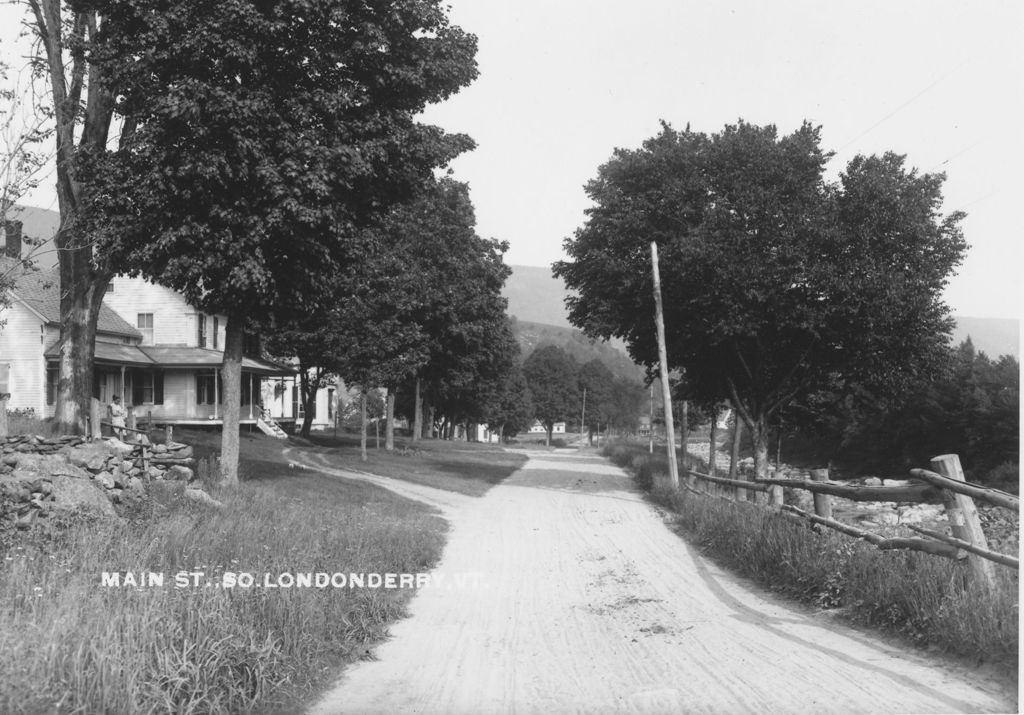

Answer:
[931,454,996,591]
[810,469,832,519]
[127,405,137,432]
[0,394,8,438]
[165,424,174,444]
[89,398,102,440]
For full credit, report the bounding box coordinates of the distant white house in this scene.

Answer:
[528,420,566,435]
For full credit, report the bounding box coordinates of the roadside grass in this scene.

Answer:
[604,441,1019,680]
[0,430,447,714]
[303,433,528,497]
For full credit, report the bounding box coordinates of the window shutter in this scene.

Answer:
[154,371,164,405]
[131,374,143,405]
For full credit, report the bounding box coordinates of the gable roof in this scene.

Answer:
[4,265,141,339]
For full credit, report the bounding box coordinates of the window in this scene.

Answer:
[131,370,163,405]
[137,313,154,345]
[243,331,261,356]
[196,374,219,405]
[197,314,207,348]
[106,283,114,292]
[46,367,58,405]
[213,317,219,350]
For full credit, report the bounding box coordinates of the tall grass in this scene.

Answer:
[605,441,1019,675]
[0,474,446,714]
[4,408,61,437]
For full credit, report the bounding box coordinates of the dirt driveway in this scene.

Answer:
[293,448,1015,715]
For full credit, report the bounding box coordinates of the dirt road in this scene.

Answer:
[297,449,1015,715]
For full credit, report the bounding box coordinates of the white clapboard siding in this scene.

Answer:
[103,277,227,347]
[0,301,47,413]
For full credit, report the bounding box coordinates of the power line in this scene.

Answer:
[836,58,973,153]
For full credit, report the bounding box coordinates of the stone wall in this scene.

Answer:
[1,434,202,529]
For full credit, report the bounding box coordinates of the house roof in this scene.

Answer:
[5,264,141,339]
[44,342,295,375]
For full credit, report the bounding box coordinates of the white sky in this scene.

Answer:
[420,0,1023,319]
[3,1,1021,319]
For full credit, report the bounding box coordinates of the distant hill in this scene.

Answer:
[503,263,1020,364]
[950,317,1019,359]
[510,317,645,383]
[502,264,572,329]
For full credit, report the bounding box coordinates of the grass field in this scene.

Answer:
[0,428,523,714]
[604,441,1020,682]
[302,432,528,497]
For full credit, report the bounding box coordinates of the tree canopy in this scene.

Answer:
[82,0,478,480]
[555,120,967,477]
[523,345,579,445]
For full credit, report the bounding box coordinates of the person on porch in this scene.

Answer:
[108,395,127,439]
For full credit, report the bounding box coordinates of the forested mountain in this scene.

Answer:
[503,264,1019,359]
[508,317,645,382]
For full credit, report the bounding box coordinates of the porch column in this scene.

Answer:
[120,366,126,403]
[248,374,254,420]
[213,368,219,420]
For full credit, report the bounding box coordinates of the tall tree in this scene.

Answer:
[22,1,136,431]
[85,0,477,481]
[577,358,615,443]
[555,120,966,480]
[523,345,579,446]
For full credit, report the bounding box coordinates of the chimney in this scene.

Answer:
[4,220,23,259]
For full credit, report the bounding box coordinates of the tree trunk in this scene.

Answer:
[728,411,742,480]
[219,316,244,486]
[545,424,552,447]
[425,404,435,439]
[679,399,689,468]
[385,389,395,451]
[751,416,770,503]
[359,391,368,461]
[55,271,109,433]
[412,378,422,443]
[32,4,118,435]
[708,406,719,476]
[299,367,317,438]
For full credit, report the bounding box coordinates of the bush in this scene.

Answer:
[984,461,1019,490]
[4,408,60,437]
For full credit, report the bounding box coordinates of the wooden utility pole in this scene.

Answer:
[580,387,587,446]
[650,242,679,489]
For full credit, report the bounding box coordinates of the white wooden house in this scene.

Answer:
[2,229,300,429]
[528,420,566,435]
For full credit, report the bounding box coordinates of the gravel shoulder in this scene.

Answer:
[302,448,1016,715]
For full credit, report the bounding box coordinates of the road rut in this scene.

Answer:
[306,449,1015,714]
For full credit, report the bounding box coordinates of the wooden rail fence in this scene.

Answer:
[679,452,1017,591]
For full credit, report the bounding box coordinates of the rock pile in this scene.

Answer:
[1,434,207,529]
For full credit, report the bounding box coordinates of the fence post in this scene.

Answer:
[166,424,174,444]
[810,468,832,519]
[930,454,996,591]
[90,398,102,440]
[127,405,137,432]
